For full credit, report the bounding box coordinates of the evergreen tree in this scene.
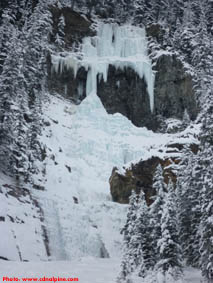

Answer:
[175,1,196,63]
[171,0,184,27]
[199,98,213,281]
[21,0,52,178]
[134,0,153,25]
[176,148,202,268]
[0,30,26,176]
[137,192,155,278]
[55,14,65,49]
[119,190,157,281]
[182,108,191,128]
[206,0,213,36]
[199,145,213,282]
[156,180,183,280]
[118,190,138,282]
[192,0,211,90]
[0,6,17,72]
[176,155,191,262]
[0,0,52,181]
[150,164,166,262]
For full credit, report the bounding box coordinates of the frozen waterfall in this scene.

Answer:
[52,23,155,112]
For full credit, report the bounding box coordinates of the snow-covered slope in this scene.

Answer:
[32,90,199,262]
[0,174,48,262]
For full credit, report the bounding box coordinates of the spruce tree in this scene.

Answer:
[199,106,213,281]
[200,145,213,283]
[0,6,17,72]
[137,192,155,278]
[156,180,183,280]
[21,0,52,178]
[176,148,202,268]
[192,0,211,88]
[55,14,65,49]
[0,0,52,181]
[150,164,166,262]
[118,191,138,282]
[0,30,26,176]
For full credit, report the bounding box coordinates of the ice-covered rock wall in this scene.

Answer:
[51,23,155,112]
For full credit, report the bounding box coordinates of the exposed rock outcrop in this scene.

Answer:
[110,157,179,205]
[97,65,157,130]
[47,8,94,103]
[49,7,94,48]
[47,64,87,103]
[146,23,165,44]
[97,54,197,131]
[110,143,199,204]
[154,54,197,121]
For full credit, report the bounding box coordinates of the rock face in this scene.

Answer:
[97,54,197,131]
[49,6,94,48]
[154,54,197,121]
[47,8,94,103]
[97,65,157,130]
[110,157,180,205]
[146,23,165,42]
[47,64,88,104]
[110,143,199,204]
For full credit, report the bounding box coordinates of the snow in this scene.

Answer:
[0,260,202,283]
[31,91,199,262]
[0,258,119,283]
[51,23,155,112]
[124,267,202,283]
[0,175,48,262]
[36,93,138,260]
[183,268,202,283]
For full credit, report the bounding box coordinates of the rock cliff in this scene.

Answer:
[110,143,199,204]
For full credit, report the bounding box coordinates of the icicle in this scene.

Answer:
[64,56,79,78]
[51,23,155,112]
[77,82,84,98]
[51,54,79,78]
[86,67,97,96]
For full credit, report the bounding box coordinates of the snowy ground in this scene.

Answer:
[0,258,119,283]
[0,174,48,261]
[0,259,202,283]
[36,93,157,259]
[34,92,198,261]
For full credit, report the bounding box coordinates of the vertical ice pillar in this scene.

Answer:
[81,23,155,112]
[51,23,155,112]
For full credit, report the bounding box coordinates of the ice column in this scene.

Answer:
[52,23,155,112]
